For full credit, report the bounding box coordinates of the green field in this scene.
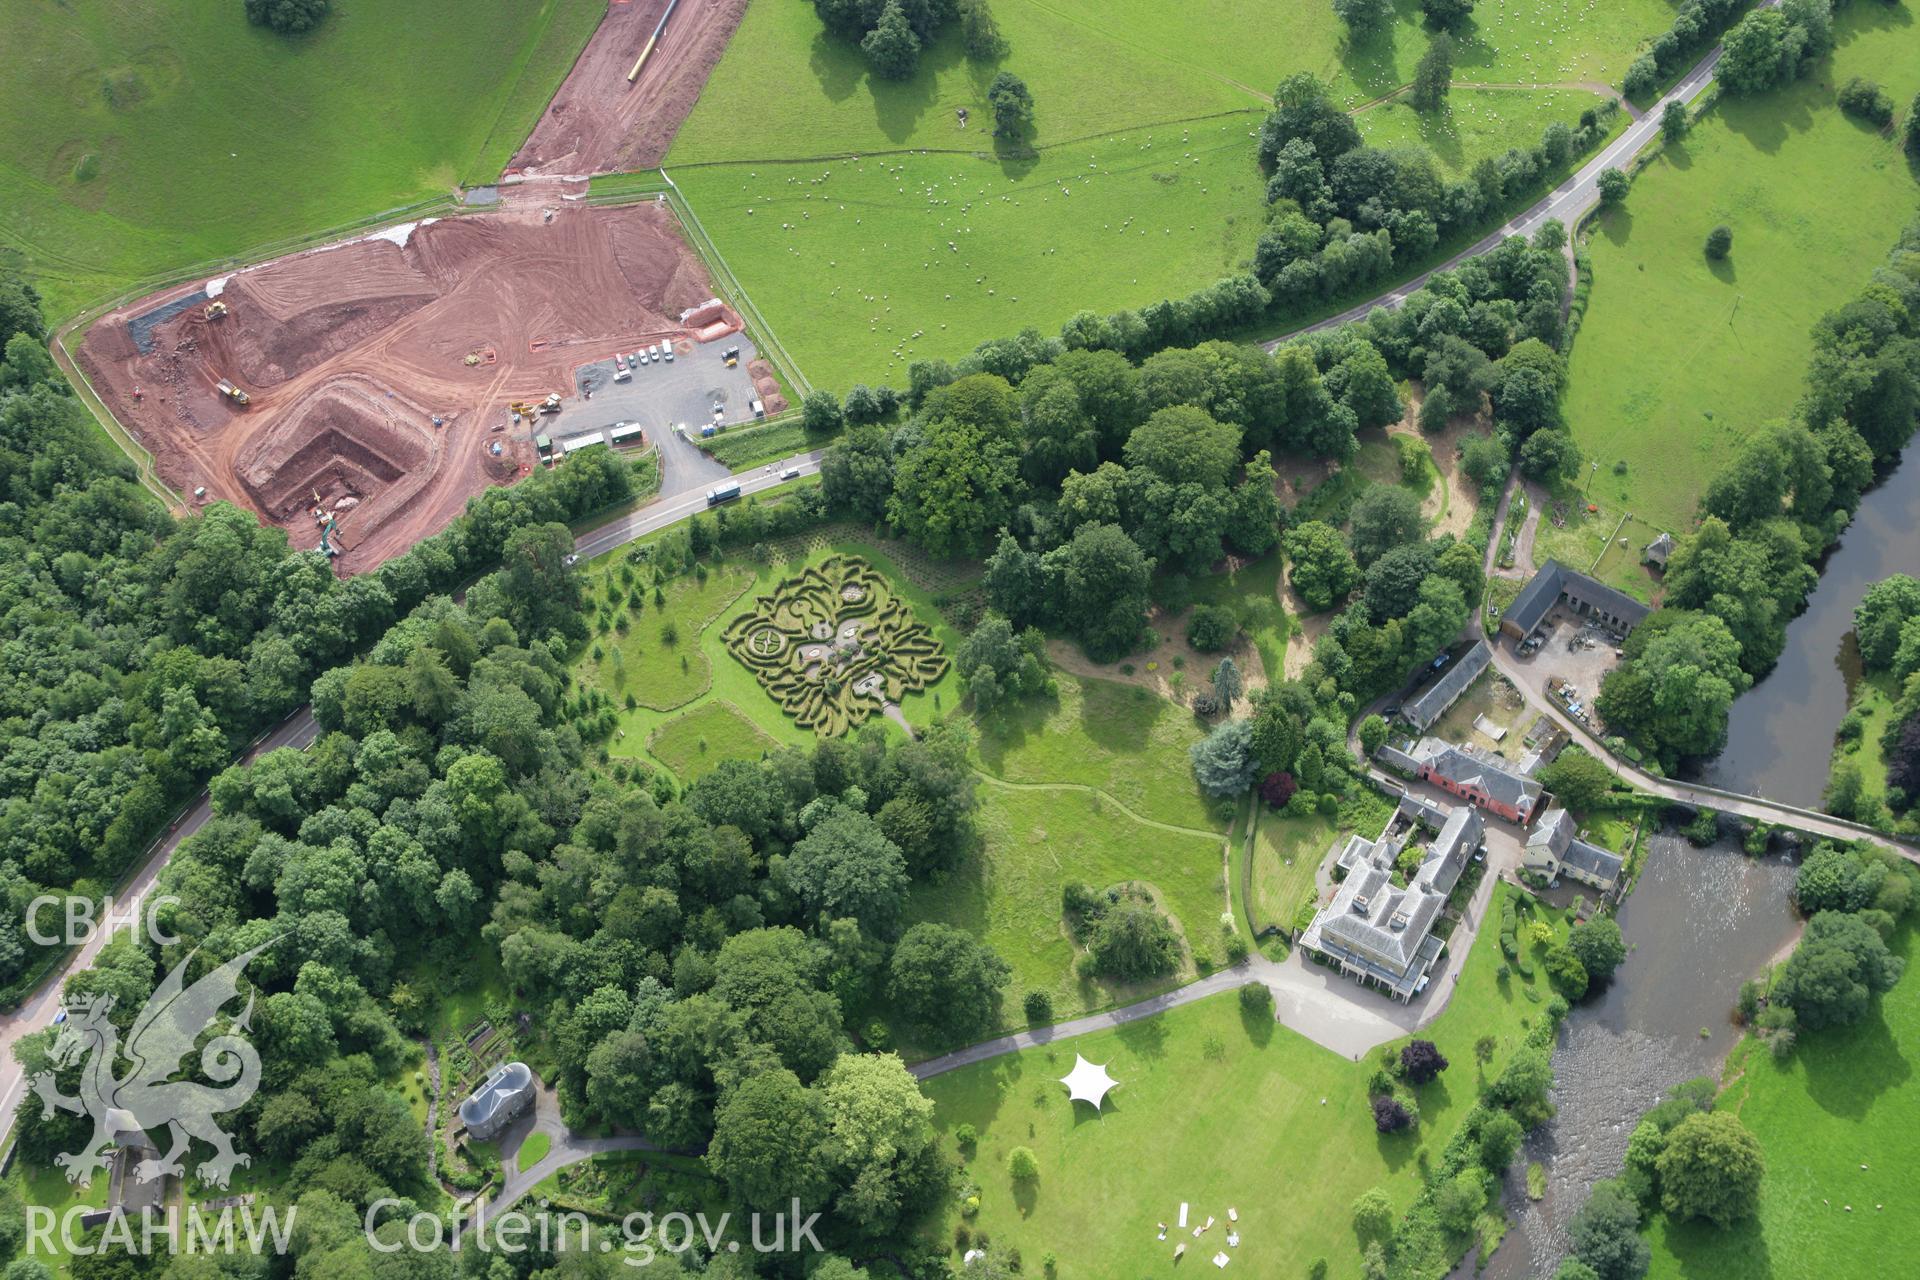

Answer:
[1358,87,1619,176]
[671,115,1265,391]
[904,782,1228,1032]
[1647,927,1920,1280]
[1249,809,1336,933]
[1561,4,1920,532]
[975,672,1221,831]
[1185,552,1293,681]
[921,883,1566,1279]
[576,561,759,712]
[666,0,1668,393]
[0,0,603,321]
[647,699,780,781]
[671,0,1669,163]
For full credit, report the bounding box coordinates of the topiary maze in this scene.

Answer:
[723,555,948,734]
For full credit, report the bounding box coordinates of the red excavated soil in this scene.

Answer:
[82,202,727,574]
[510,0,750,177]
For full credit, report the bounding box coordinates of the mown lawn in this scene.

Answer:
[920,882,1565,1279]
[1186,552,1293,683]
[975,673,1222,832]
[647,699,780,782]
[1561,3,1920,532]
[0,0,603,320]
[1249,809,1335,933]
[1646,926,1920,1280]
[903,783,1229,1035]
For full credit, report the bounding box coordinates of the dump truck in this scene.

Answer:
[216,378,250,406]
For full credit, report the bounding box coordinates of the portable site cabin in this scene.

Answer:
[535,434,553,457]
[560,432,607,457]
[608,422,645,448]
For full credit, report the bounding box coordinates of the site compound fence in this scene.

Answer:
[587,170,813,403]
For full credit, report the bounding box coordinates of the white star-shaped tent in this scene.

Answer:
[1058,1054,1118,1109]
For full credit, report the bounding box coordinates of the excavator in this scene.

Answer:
[204,300,228,321]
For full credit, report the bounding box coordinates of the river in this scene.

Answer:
[1476,831,1802,1279]
[1696,451,1920,808]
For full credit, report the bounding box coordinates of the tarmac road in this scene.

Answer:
[0,709,321,1145]
[1261,11,1760,350]
[0,447,825,1152]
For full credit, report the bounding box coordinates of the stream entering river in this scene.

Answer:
[1696,451,1920,807]
[1476,832,1801,1279]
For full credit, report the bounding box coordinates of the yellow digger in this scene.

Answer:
[205,300,228,321]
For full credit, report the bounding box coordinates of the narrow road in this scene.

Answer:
[0,448,827,1153]
[1262,22,1746,350]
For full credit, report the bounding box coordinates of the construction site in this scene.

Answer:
[80,199,769,573]
[509,0,750,177]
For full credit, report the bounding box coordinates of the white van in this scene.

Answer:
[659,341,674,363]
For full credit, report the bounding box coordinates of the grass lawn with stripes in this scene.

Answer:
[0,0,603,321]
[1561,4,1920,532]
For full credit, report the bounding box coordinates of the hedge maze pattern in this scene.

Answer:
[723,556,949,734]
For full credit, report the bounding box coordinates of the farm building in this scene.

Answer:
[1403,641,1493,731]
[1498,560,1651,641]
[1406,737,1544,825]
[1643,532,1675,567]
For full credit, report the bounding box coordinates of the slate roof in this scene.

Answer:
[1501,561,1652,636]
[1301,798,1479,992]
[1414,738,1543,816]
[458,1061,533,1131]
[1561,838,1624,886]
[1404,641,1493,731]
[1526,808,1575,859]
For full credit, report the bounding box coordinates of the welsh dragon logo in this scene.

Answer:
[31,941,273,1189]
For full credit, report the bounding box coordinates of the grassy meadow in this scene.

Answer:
[665,0,1667,392]
[646,699,781,781]
[0,0,604,321]
[920,882,1569,1279]
[1646,927,1920,1280]
[670,0,1670,163]
[670,116,1266,391]
[1561,3,1920,532]
[903,782,1229,1033]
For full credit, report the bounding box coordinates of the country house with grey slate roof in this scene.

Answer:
[1299,798,1484,1002]
[1522,808,1625,893]
[458,1061,535,1142]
